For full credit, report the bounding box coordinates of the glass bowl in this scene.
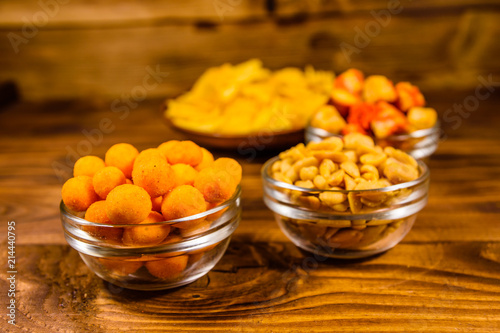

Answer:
[305,123,440,160]
[262,158,429,259]
[60,187,241,290]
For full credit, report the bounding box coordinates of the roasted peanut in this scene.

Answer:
[359,153,386,166]
[313,175,328,189]
[319,191,347,207]
[340,161,360,178]
[307,137,343,152]
[347,192,362,213]
[384,162,419,184]
[319,159,337,178]
[324,227,340,239]
[328,169,345,187]
[311,151,348,163]
[391,149,418,168]
[327,229,363,248]
[285,167,299,183]
[344,132,375,150]
[333,203,349,212]
[271,160,282,173]
[343,150,358,163]
[293,156,319,172]
[356,224,387,247]
[294,180,315,189]
[300,166,319,181]
[344,174,356,191]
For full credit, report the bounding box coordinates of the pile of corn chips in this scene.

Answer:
[165,59,334,136]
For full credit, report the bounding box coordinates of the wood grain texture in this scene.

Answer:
[0,1,499,100]
[1,88,500,331]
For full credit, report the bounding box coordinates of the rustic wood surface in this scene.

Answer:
[1,0,500,100]
[1,87,500,332]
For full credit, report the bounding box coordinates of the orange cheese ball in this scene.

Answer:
[132,153,176,197]
[161,185,207,228]
[93,166,127,199]
[178,220,210,238]
[133,148,165,170]
[122,211,170,246]
[105,143,139,178]
[172,163,198,187]
[157,140,179,159]
[73,155,105,177]
[163,140,203,167]
[151,196,163,212]
[145,255,188,279]
[195,148,215,171]
[213,157,242,186]
[106,184,152,224]
[83,200,123,243]
[205,201,228,222]
[194,167,237,204]
[99,258,143,276]
[62,175,99,211]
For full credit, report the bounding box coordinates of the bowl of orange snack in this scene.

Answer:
[262,133,429,259]
[305,69,440,160]
[60,140,242,290]
[163,59,334,149]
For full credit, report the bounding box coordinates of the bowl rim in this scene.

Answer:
[306,121,441,141]
[60,185,241,228]
[261,157,429,194]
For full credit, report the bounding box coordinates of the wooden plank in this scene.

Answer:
[0,0,269,26]
[1,241,499,332]
[1,0,499,27]
[1,12,499,101]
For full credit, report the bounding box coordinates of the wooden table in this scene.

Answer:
[1,89,500,332]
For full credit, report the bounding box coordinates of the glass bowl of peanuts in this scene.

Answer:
[262,134,429,259]
[60,187,241,291]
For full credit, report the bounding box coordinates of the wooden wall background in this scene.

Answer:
[0,0,499,101]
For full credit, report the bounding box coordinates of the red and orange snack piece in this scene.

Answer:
[99,257,143,276]
[93,166,127,199]
[122,211,170,246]
[195,147,215,171]
[194,167,237,204]
[334,68,364,95]
[73,156,105,177]
[171,163,198,187]
[106,184,152,224]
[145,255,189,279]
[105,143,139,178]
[362,75,397,104]
[62,175,99,211]
[395,82,425,112]
[132,153,176,197]
[162,140,203,167]
[161,185,207,229]
[83,200,123,243]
